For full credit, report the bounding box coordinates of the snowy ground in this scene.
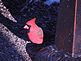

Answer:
[0,0,32,61]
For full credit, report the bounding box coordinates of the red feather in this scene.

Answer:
[24,18,44,44]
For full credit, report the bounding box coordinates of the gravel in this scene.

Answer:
[0,23,32,61]
[0,0,17,22]
[0,0,32,60]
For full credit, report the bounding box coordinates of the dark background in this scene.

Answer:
[0,0,59,60]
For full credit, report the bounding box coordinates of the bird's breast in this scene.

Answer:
[27,26,44,44]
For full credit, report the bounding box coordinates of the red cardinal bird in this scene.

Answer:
[24,18,44,44]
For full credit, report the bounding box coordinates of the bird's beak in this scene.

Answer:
[24,25,29,29]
